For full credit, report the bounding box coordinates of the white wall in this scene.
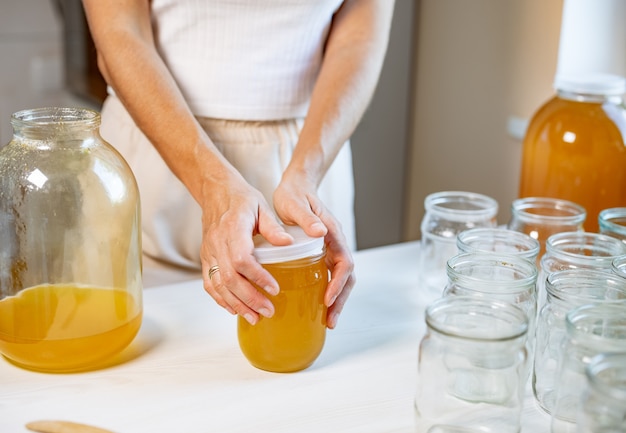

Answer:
[404,0,565,239]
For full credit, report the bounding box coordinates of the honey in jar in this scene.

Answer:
[237,227,328,373]
[518,74,626,233]
[0,284,142,372]
[0,107,143,372]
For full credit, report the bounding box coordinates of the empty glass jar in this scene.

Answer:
[532,269,626,415]
[599,207,626,244]
[456,227,540,263]
[507,197,586,266]
[415,296,529,433]
[538,231,626,309]
[577,353,626,433]
[443,252,538,336]
[0,107,143,372]
[418,191,498,299]
[551,303,626,433]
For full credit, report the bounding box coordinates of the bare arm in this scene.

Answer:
[274,0,395,327]
[82,0,292,325]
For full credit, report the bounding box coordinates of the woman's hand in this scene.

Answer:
[200,173,293,326]
[273,176,356,329]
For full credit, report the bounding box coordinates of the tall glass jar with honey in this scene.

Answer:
[518,74,626,233]
[0,107,142,373]
[238,227,328,373]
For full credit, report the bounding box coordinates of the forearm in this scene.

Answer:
[284,0,395,186]
[82,0,241,206]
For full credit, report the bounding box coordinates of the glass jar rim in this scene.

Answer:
[11,107,101,129]
[425,296,528,341]
[446,252,538,292]
[586,353,626,401]
[565,303,626,350]
[253,226,324,264]
[456,227,540,259]
[544,232,626,266]
[599,207,626,237]
[510,197,586,225]
[424,191,498,222]
[546,268,626,304]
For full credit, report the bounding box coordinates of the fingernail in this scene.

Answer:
[328,312,339,328]
[243,313,257,325]
[311,222,326,233]
[258,307,273,318]
[327,294,338,306]
[265,285,279,296]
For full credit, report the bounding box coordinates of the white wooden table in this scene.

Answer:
[0,241,550,432]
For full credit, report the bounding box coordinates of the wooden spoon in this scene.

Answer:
[26,420,116,433]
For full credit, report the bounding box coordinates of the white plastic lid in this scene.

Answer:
[253,226,324,264]
[554,73,626,96]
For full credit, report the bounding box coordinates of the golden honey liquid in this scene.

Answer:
[0,284,142,372]
[238,256,328,373]
[519,95,626,233]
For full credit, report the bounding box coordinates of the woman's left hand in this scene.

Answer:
[273,177,356,329]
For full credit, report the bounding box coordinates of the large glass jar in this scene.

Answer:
[414,296,529,433]
[0,107,142,373]
[532,269,626,416]
[518,73,626,233]
[238,227,328,373]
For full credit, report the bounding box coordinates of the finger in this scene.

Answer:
[257,203,294,246]
[202,261,236,315]
[326,272,356,329]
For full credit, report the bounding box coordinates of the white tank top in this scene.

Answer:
[150,0,345,120]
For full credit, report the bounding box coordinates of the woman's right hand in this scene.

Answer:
[198,173,294,325]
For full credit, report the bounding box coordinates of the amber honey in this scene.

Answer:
[518,77,626,233]
[0,284,142,372]
[238,229,328,372]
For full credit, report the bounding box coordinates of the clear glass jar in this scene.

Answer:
[612,254,626,279]
[415,296,529,433]
[518,74,626,233]
[443,252,538,335]
[237,227,328,373]
[551,303,626,433]
[532,269,626,415]
[0,107,142,373]
[577,353,626,433]
[507,197,586,266]
[599,207,626,244]
[418,191,498,299]
[539,232,626,309]
[456,227,540,263]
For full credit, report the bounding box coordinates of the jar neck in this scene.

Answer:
[545,270,626,311]
[544,233,626,270]
[10,107,101,142]
[556,88,623,105]
[446,253,537,294]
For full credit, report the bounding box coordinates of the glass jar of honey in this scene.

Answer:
[237,227,328,373]
[0,107,142,373]
[518,73,626,233]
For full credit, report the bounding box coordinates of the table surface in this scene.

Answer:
[0,241,551,433]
